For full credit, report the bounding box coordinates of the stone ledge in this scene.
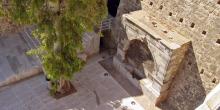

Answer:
[122,10,190,50]
[0,66,43,88]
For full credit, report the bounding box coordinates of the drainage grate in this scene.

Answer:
[104,73,109,76]
[131,101,136,105]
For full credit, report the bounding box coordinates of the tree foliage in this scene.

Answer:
[0,0,107,92]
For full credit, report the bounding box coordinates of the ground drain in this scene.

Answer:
[104,73,109,76]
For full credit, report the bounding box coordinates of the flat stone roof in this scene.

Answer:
[123,10,191,50]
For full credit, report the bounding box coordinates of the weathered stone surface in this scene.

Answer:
[82,32,100,57]
[110,1,220,109]
[157,44,206,110]
[113,10,191,106]
[139,0,220,93]
[113,0,220,94]
[196,83,220,110]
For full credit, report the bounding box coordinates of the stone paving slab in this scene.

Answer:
[0,55,145,110]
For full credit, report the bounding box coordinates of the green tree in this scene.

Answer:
[0,0,107,95]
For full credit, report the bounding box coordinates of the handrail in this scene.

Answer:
[100,17,114,31]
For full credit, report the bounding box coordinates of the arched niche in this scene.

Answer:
[124,39,155,80]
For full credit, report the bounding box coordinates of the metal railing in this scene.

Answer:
[23,27,40,49]
[100,17,114,31]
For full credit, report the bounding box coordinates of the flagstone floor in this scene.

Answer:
[0,55,145,110]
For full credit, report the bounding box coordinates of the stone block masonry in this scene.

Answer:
[113,10,191,106]
[113,0,220,94]
[107,0,220,109]
[139,0,220,93]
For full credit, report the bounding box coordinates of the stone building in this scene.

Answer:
[101,0,220,109]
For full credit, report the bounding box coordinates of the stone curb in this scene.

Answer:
[0,66,43,88]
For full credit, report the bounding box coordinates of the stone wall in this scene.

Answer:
[113,0,220,93]
[196,83,220,110]
[110,0,142,48]
[139,0,220,92]
[160,44,206,110]
[113,9,193,106]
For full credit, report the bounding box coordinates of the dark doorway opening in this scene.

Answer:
[125,39,154,80]
[107,0,120,17]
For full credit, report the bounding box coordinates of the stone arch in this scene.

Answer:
[123,39,155,79]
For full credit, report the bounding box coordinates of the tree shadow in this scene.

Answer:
[99,56,144,97]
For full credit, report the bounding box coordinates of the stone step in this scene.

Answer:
[139,79,159,103]
[0,66,43,89]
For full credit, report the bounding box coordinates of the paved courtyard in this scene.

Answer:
[0,55,145,110]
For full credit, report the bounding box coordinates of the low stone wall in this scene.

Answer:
[0,66,43,88]
[196,83,220,110]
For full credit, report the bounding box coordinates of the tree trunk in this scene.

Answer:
[52,78,77,99]
[58,78,72,94]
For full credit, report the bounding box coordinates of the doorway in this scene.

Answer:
[107,0,120,17]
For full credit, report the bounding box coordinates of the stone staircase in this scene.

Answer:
[0,27,42,88]
[22,26,40,49]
